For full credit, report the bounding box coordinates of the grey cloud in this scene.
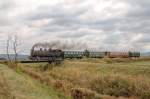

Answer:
[27,4,87,22]
[0,0,150,54]
[0,0,15,11]
[0,0,16,26]
[23,0,150,52]
[136,34,150,44]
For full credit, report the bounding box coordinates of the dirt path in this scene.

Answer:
[0,64,67,99]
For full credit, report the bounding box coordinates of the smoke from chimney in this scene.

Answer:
[31,40,88,51]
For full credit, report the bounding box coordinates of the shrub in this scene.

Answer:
[140,92,150,99]
[71,88,101,99]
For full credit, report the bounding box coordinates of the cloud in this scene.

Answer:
[0,0,150,54]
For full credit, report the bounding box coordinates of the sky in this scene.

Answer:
[0,0,150,54]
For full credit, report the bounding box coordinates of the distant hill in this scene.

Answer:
[0,54,29,61]
[141,52,150,56]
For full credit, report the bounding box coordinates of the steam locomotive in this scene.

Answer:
[30,46,64,64]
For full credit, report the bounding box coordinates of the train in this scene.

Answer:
[29,47,140,64]
[29,43,140,64]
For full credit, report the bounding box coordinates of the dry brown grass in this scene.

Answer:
[19,59,150,99]
[0,72,15,99]
[103,57,150,64]
[90,74,150,99]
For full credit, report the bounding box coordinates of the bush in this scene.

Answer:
[0,60,8,65]
[6,61,19,69]
[140,92,150,99]
[71,88,101,99]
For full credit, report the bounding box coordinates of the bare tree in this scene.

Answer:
[13,35,18,62]
[6,35,11,62]
[6,34,19,66]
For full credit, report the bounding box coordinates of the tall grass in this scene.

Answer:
[19,59,150,99]
[90,74,150,99]
[0,72,15,99]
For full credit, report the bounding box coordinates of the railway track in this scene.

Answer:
[20,60,49,63]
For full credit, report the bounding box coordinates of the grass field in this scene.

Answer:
[0,64,70,99]
[19,58,150,99]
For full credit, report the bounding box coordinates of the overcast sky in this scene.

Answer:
[0,0,150,54]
